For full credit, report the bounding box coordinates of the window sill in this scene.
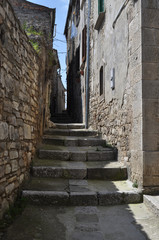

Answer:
[95,11,105,30]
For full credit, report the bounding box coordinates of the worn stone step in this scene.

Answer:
[42,135,106,147]
[22,178,142,206]
[31,160,127,180]
[38,145,116,161]
[44,129,98,137]
[144,195,159,217]
[49,123,85,129]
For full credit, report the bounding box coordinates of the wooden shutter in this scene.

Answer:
[82,25,87,62]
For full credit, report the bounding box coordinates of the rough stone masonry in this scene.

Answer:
[0,0,40,218]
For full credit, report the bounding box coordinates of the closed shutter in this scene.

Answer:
[82,25,87,62]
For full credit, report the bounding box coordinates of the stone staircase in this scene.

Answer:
[22,124,142,206]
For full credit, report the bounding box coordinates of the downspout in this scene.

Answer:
[85,0,91,129]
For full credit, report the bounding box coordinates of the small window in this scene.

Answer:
[98,0,104,14]
[100,66,104,96]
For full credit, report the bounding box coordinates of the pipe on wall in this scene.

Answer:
[85,0,91,129]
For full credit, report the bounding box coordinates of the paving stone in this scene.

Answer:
[71,231,104,240]
[75,213,99,223]
[70,192,98,206]
[75,223,100,232]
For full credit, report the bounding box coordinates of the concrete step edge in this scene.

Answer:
[31,165,127,180]
[38,149,116,161]
[22,190,142,206]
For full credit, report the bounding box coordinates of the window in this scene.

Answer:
[82,25,87,62]
[98,0,104,14]
[100,66,104,96]
[95,0,105,30]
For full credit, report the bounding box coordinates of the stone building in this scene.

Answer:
[0,0,56,218]
[11,0,56,131]
[50,49,66,116]
[65,0,159,193]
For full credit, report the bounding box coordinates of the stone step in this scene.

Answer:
[42,135,106,147]
[22,178,142,206]
[31,160,127,180]
[44,129,98,137]
[144,195,159,217]
[38,146,116,161]
[49,123,85,129]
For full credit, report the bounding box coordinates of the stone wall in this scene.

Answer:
[11,0,56,131]
[88,0,143,187]
[0,0,40,218]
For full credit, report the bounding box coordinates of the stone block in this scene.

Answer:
[143,151,159,186]
[87,152,100,161]
[38,150,70,160]
[87,167,127,181]
[63,168,87,179]
[22,190,69,206]
[9,150,18,159]
[11,160,18,172]
[98,191,123,205]
[143,28,155,46]
[5,164,11,174]
[5,183,15,195]
[142,0,157,9]
[124,191,142,204]
[24,124,31,140]
[142,9,159,28]
[70,151,87,161]
[0,122,8,140]
[143,63,159,80]
[143,99,159,133]
[70,192,98,206]
[143,80,159,99]
[32,166,63,178]
[71,231,104,240]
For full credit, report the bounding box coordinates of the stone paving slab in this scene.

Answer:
[2,204,159,240]
[144,195,159,217]
[44,129,98,137]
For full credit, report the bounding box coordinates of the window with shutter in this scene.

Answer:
[98,0,104,14]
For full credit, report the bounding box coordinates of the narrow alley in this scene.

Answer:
[1,0,159,239]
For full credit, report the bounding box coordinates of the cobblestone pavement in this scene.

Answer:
[1,203,159,240]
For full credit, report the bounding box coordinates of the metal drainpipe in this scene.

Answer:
[85,0,91,129]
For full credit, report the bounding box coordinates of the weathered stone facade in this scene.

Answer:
[0,0,56,218]
[65,0,159,192]
[89,0,143,187]
[11,0,56,131]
